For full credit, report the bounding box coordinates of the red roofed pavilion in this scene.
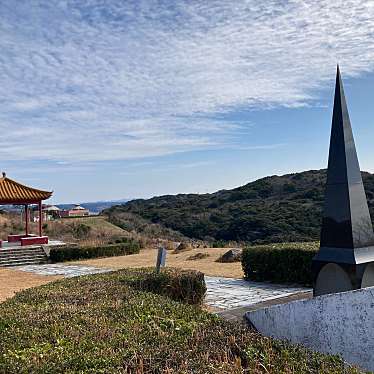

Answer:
[0,172,52,246]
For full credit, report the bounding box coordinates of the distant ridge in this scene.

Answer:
[57,199,131,214]
[105,169,374,244]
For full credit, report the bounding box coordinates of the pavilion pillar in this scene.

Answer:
[38,201,42,237]
[25,204,29,236]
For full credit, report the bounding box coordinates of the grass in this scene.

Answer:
[0,269,362,373]
[0,269,61,303]
[44,216,130,246]
[0,213,130,246]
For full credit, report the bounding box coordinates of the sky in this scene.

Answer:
[0,0,374,204]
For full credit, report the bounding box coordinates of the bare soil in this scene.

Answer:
[72,247,244,278]
[0,268,62,303]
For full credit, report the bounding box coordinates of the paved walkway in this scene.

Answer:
[205,276,310,310]
[16,264,112,278]
[16,264,311,311]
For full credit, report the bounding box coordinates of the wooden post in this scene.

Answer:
[25,204,29,236]
[38,201,42,237]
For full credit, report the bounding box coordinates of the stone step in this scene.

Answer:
[0,255,46,262]
[0,253,47,261]
[0,247,48,267]
[0,256,47,263]
[0,248,44,253]
[0,249,45,257]
[4,248,45,251]
[1,259,47,267]
[0,255,46,261]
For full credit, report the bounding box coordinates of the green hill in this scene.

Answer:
[105,169,374,244]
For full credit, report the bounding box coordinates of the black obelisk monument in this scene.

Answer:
[313,66,374,296]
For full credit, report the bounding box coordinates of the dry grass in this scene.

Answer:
[44,216,129,246]
[0,213,132,246]
[72,247,244,278]
[0,268,61,303]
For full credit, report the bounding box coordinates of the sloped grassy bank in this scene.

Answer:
[0,269,362,373]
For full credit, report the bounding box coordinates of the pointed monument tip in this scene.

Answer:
[334,64,343,91]
[336,64,341,78]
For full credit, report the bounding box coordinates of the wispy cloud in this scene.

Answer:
[0,0,373,162]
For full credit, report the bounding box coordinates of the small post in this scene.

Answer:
[156,247,167,273]
[38,201,42,237]
[25,204,29,236]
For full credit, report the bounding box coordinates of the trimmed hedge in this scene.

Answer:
[124,268,206,305]
[242,242,319,285]
[50,240,141,262]
[0,269,362,373]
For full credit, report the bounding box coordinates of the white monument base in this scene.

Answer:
[246,286,374,372]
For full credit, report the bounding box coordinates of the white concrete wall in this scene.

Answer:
[246,287,374,372]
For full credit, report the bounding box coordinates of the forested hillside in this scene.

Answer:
[105,170,374,244]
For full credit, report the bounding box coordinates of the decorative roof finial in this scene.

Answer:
[2,172,6,178]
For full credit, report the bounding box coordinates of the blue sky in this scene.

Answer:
[0,1,374,204]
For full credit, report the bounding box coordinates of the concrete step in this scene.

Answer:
[0,247,44,252]
[0,255,46,262]
[0,248,44,254]
[2,259,47,267]
[0,251,45,257]
[0,257,47,266]
[0,248,48,267]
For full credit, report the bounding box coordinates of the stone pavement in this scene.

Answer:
[16,264,112,278]
[205,276,310,310]
[15,264,311,311]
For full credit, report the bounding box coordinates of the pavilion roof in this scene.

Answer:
[0,174,52,204]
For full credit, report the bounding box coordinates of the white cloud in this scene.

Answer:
[0,0,373,162]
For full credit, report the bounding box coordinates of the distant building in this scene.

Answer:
[43,205,61,219]
[60,204,89,218]
[32,204,61,221]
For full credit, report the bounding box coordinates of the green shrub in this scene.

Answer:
[242,242,318,285]
[0,269,361,373]
[50,240,141,262]
[70,222,91,239]
[123,268,206,305]
[212,240,226,248]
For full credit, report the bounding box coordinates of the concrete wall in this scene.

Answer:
[246,286,374,372]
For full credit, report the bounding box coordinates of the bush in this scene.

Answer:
[124,268,206,305]
[0,269,361,373]
[70,222,91,239]
[50,240,141,262]
[212,240,227,248]
[242,242,318,285]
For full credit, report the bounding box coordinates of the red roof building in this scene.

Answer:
[0,172,52,246]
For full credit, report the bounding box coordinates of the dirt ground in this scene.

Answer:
[0,268,62,303]
[73,247,244,278]
[0,247,243,304]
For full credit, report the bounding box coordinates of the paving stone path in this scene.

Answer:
[16,264,310,310]
[205,276,310,310]
[16,264,112,278]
